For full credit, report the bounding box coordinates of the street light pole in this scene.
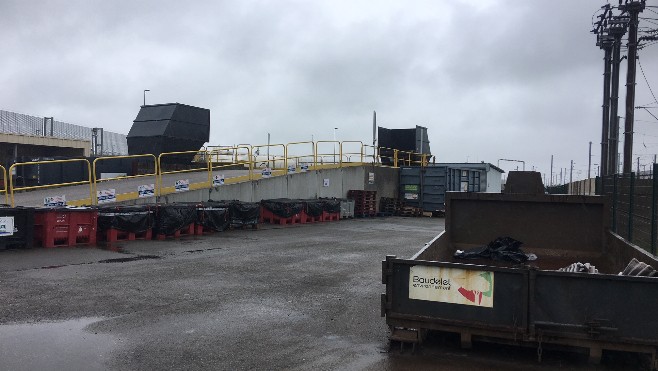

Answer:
[143,89,150,106]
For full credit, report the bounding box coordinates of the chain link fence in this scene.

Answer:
[0,109,128,155]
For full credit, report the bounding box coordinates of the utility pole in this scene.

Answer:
[620,0,646,173]
[570,160,574,185]
[609,13,627,174]
[588,142,592,179]
[593,5,613,176]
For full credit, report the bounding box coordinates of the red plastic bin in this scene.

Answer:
[34,208,98,248]
[259,207,302,225]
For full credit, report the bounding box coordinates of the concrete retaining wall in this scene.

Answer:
[128,165,399,205]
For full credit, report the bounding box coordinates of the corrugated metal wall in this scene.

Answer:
[0,109,128,155]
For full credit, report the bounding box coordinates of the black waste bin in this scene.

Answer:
[0,206,35,249]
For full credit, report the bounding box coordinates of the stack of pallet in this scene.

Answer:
[348,190,377,217]
[398,205,423,217]
[379,197,402,216]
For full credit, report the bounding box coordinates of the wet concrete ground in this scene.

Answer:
[0,217,650,370]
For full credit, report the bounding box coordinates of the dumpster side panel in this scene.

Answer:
[532,271,658,343]
[421,166,447,212]
[399,167,421,208]
[446,194,606,253]
[387,259,527,332]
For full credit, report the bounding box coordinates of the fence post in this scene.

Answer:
[629,172,635,242]
[651,164,658,255]
[612,174,618,233]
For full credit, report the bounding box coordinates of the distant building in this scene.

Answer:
[0,109,128,166]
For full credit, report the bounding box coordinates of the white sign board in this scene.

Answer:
[409,265,494,308]
[175,179,190,192]
[96,189,117,204]
[262,168,272,178]
[368,172,375,184]
[138,184,155,198]
[44,195,66,207]
[323,178,330,187]
[287,165,296,174]
[213,174,225,186]
[0,216,15,237]
[300,163,309,172]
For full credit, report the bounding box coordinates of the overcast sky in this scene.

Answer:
[2,0,658,182]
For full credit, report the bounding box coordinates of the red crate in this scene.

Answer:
[322,211,340,222]
[34,208,98,248]
[301,211,322,223]
[260,207,302,225]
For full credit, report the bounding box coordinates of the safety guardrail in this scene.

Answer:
[285,141,315,173]
[209,146,253,184]
[340,141,364,165]
[9,158,93,207]
[7,140,430,206]
[158,150,211,196]
[314,141,342,168]
[0,165,7,205]
[92,154,158,204]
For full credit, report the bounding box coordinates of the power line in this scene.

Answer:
[638,56,658,105]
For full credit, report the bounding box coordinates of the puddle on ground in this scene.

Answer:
[0,318,116,371]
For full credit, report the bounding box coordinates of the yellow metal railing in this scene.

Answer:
[314,141,342,167]
[285,141,315,173]
[251,144,287,178]
[340,141,364,165]
[209,146,253,184]
[0,165,7,205]
[9,158,93,207]
[6,140,432,206]
[92,154,158,205]
[376,146,400,168]
[158,150,211,196]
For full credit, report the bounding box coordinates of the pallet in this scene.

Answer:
[103,228,152,243]
[194,224,223,235]
[156,223,195,240]
[322,211,340,222]
[302,213,323,223]
[398,206,423,217]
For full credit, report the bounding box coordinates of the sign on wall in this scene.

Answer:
[175,179,190,192]
[96,189,117,204]
[409,265,494,308]
[138,184,155,198]
[0,216,15,237]
[262,168,272,178]
[213,174,225,186]
[44,195,66,207]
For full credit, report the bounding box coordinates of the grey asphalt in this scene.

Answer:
[0,217,644,370]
